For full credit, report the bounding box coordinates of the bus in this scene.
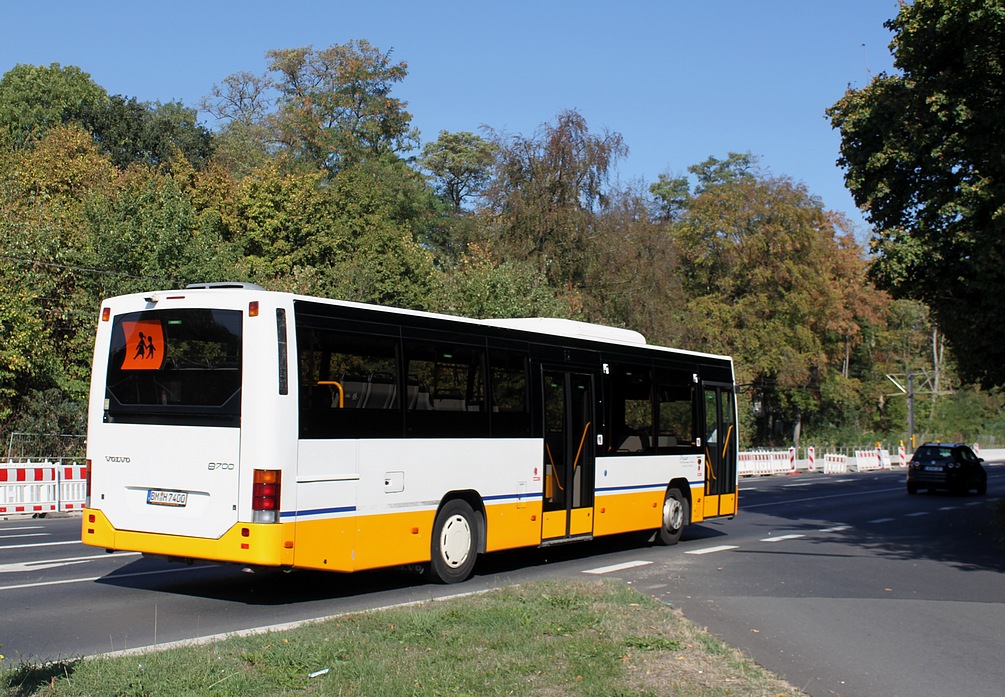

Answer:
[82,283,738,583]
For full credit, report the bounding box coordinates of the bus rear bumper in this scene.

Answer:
[81,508,293,567]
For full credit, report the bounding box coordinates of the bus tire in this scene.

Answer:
[430,499,478,584]
[657,489,687,546]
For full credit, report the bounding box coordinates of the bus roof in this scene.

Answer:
[113,285,732,363]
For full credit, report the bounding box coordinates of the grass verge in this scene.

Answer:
[1,579,804,696]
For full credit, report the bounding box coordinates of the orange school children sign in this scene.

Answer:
[120,320,165,370]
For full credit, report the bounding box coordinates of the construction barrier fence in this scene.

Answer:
[0,459,86,515]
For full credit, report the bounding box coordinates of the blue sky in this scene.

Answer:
[2,1,900,233]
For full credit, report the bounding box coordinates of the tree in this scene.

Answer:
[0,63,107,148]
[482,110,627,288]
[669,161,886,444]
[828,0,1005,385]
[264,41,417,172]
[232,158,436,308]
[89,96,214,169]
[201,71,275,177]
[419,130,497,209]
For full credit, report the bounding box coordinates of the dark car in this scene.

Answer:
[907,443,987,495]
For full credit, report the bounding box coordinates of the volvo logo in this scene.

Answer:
[105,456,131,463]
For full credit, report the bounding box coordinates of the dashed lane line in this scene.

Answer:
[583,560,653,575]
[760,534,805,543]
[685,545,739,555]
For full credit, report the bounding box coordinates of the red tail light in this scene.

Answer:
[252,469,281,523]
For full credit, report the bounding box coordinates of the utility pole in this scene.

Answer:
[907,370,915,450]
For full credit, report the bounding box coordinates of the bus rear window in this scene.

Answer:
[104,309,242,426]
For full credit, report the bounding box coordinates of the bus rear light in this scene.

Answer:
[101,307,111,322]
[249,301,259,317]
[252,469,281,523]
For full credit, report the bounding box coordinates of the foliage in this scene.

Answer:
[266,41,417,173]
[482,110,627,288]
[1,37,995,447]
[828,0,1005,386]
[419,130,498,210]
[0,63,107,148]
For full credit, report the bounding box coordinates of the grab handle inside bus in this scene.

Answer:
[317,381,344,408]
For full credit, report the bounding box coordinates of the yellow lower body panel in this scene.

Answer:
[594,490,662,537]
[702,492,737,519]
[484,500,544,552]
[81,508,292,567]
[691,487,705,523]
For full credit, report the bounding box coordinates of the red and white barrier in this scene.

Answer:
[0,460,86,515]
[823,453,848,474]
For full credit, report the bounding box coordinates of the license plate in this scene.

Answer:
[147,489,188,507]
[924,466,943,472]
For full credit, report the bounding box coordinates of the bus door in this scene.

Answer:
[541,369,596,541]
[701,383,738,518]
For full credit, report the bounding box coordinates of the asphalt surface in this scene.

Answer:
[2,463,1004,697]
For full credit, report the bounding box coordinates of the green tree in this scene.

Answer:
[0,63,107,148]
[670,162,886,444]
[89,96,214,169]
[264,41,417,173]
[828,0,1005,385]
[0,125,118,423]
[482,109,627,288]
[233,158,436,307]
[420,130,498,210]
[201,70,276,177]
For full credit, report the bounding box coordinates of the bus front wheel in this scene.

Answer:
[657,489,688,546]
[430,499,478,583]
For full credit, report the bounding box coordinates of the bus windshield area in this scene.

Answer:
[104,308,243,426]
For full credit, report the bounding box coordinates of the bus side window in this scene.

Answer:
[297,328,401,438]
[655,368,695,451]
[606,364,653,454]
[488,349,531,437]
[404,341,488,437]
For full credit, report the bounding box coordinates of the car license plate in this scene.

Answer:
[924,466,943,472]
[147,489,188,507]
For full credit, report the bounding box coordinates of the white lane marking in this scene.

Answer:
[964,501,984,506]
[783,483,813,488]
[938,506,959,511]
[685,545,738,555]
[0,540,82,550]
[0,525,44,532]
[760,534,805,543]
[0,533,48,541]
[0,564,216,592]
[906,512,929,517]
[0,552,141,574]
[821,525,850,532]
[868,518,895,524]
[583,560,653,575]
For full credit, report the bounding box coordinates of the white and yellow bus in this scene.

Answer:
[82,283,737,583]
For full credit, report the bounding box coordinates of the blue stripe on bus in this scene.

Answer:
[596,480,704,494]
[281,505,357,519]
[483,492,544,503]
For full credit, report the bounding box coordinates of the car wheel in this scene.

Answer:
[977,479,987,496]
[656,489,688,546]
[430,499,478,584]
[907,482,918,495]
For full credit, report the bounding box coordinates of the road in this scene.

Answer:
[2,464,1003,697]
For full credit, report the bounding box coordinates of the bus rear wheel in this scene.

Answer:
[430,499,478,584]
[657,489,687,546]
